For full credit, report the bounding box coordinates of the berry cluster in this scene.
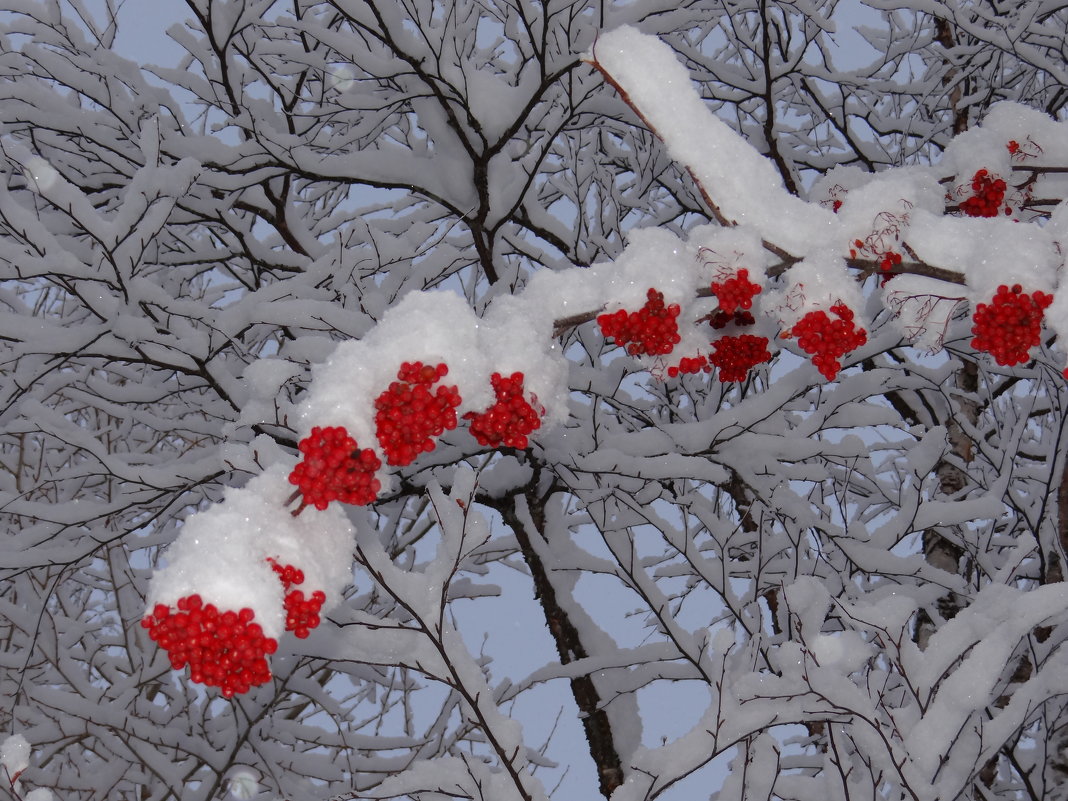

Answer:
[288,426,381,513]
[710,269,762,315]
[970,284,1053,366]
[141,595,276,698]
[597,288,682,356]
[790,304,868,380]
[711,310,756,330]
[709,335,772,383]
[375,362,461,466]
[959,169,1008,217]
[269,559,327,639]
[464,372,542,449]
[667,355,711,378]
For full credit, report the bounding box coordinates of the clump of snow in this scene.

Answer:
[587,227,698,311]
[837,167,944,253]
[146,465,355,638]
[227,768,260,800]
[765,250,866,327]
[296,290,492,495]
[809,164,874,210]
[0,733,30,776]
[906,209,1057,305]
[590,26,838,257]
[810,632,871,674]
[25,790,53,801]
[939,126,1013,192]
[690,224,771,286]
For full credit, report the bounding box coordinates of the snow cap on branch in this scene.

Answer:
[588,226,698,310]
[766,250,865,327]
[906,209,1057,303]
[297,290,492,450]
[590,26,836,256]
[690,224,771,285]
[146,466,356,637]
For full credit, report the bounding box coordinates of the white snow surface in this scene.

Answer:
[146,466,356,639]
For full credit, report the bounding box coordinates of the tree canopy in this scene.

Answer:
[3,2,1068,800]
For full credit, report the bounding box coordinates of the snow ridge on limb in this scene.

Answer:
[588,25,835,256]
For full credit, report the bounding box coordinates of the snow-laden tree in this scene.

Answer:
[3,2,1068,800]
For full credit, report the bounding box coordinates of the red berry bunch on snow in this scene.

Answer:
[375,362,461,466]
[970,284,1053,366]
[597,288,682,356]
[667,355,711,378]
[959,169,1008,217]
[269,559,327,639]
[141,594,277,698]
[709,335,772,383]
[288,425,381,513]
[789,304,868,380]
[710,269,762,315]
[464,372,542,449]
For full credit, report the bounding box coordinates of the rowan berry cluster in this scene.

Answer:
[464,372,542,449]
[269,559,326,639]
[666,355,711,378]
[709,334,772,382]
[711,310,756,329]
[597,288,682,356]
[959,169,1008,217]
[375,362,461,466]
[970,284,1053,366]
[141,595,276,698]
[288,425,381,513]
[710,269,762,315]
[790,304,868,380]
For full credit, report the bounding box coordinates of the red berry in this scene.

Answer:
[708,335,772,382]
[597,288,682,357]
[464,372,543,449]
[141,595,277,698]
[268,558,328,637]
[289,425,381,512]
[970,284,1052,366]
[710,310,757,330]
[667,355,711,378]
[374,362,461,466]
[788,304,867,380]
[710,269,762,316]
[959,169,1008,217]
